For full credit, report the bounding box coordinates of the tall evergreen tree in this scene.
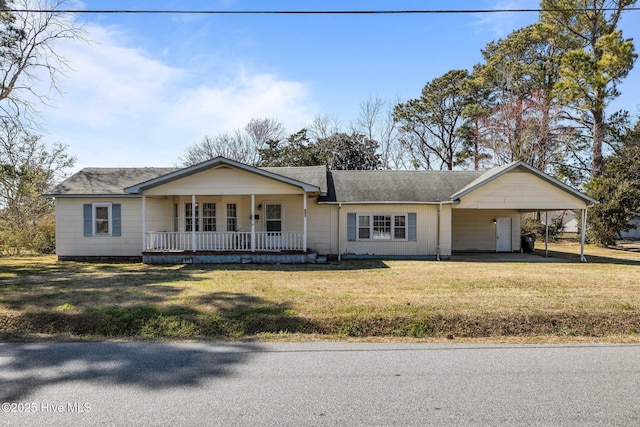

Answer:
[394,69,470,170]
[540,0,637,178]
[584,113,640,245]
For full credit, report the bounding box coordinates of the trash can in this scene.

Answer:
[521,233,536,253]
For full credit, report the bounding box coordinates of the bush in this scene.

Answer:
[521,212,564,242]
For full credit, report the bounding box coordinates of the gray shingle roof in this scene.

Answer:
[47,168,179,196]
[327,170,484,203]
[263,166,328,194]
[48,160,595,205]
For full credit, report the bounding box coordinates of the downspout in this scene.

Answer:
[337,203,342,262]
[436,203,442,261]
[303,193,307,252]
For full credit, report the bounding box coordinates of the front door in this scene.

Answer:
[264,203,283,249]
[496,217,512,252]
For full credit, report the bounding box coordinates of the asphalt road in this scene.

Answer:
[1,342,639,426]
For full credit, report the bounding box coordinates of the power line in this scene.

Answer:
[2,8,640,15]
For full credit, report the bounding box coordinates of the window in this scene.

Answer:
[394,215,406,239]
[358,215,370,239]
[95,205,110,235]
[173,203,179,232]
[185,202,199,232]
[265,203,282,232]
[202,203,216,232]
[226,203,237,232]
[357,214,408,241]
[185,202,216,232]
[373,215,392,240]
[83,203,121,237]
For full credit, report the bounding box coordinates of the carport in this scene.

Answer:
[448,162,597,262]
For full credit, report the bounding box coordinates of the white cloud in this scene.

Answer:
[41,22,316,169]
[473,0,539,39]
[172,71,312,132]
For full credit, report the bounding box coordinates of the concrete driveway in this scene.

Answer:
[451,251,567,262]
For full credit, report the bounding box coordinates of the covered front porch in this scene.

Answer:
[141,193,310,256]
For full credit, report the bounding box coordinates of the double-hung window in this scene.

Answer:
[357,214,408,241]
[185,202,216,232]
[202,203,216,232]
[226,203,237,232]
[83,203,121,237]
[185,202,199,232]
[94,204,111,235]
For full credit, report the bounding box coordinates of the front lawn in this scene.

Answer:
[1,242,639,342]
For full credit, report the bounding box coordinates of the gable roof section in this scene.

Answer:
[47,167,178,196]
[124,157,323,194]
[326,169,484,203]
[450,160,597,205]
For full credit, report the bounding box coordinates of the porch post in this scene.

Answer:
[580,209,587,262]
[545,211,549,257]
[251,194,256,252]
[191,194,196,252]
[303,193,307,252]
[141,195,146,252]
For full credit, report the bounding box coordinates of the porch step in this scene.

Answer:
[305,252,327,264]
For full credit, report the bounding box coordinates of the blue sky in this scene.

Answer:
[37,0,640,170]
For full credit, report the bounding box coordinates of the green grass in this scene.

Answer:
[1,242,639,342]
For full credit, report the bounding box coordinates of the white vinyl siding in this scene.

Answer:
[143,167,306,196]
[451,209,520,252]
[57,198,152,257]
[305,202,336,255]
[456,170,589,210]
[341,205,439,257]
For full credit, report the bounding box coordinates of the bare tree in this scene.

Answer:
[352,96,408,170]
[307,114,342,141]
[243,117,286,165]
[179,117,287,166]
[0,0,86,121]
[0,118,74,254]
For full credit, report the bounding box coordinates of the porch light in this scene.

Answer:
[492,218,497,224]
[258,204,262,211]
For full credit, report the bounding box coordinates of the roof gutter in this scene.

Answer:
[318,201,455,205]
[44,194,142,199]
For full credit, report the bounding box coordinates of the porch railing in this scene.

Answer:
[145,231,304,252]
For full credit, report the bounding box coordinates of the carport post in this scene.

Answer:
[580,209,587,262]
[545,211,549,257]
